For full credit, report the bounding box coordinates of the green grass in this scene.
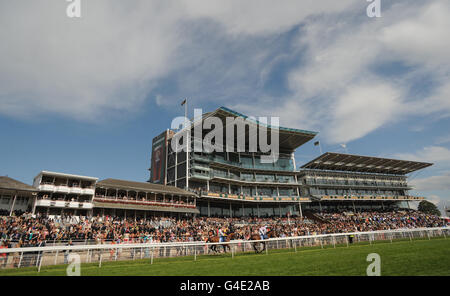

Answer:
[1,238,449,276]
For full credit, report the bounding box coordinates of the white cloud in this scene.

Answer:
[380,1,450,70]
[0,0,362,122]
[436,134,450,145]
[233,0,450,144]
[394,146,450,166]
[182,0,359,36]
[411,173,450,191]
[0,1,185,121]
[1,0,450,139]
[327,82,403,143]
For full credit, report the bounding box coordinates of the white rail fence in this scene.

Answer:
[0,227,448,271]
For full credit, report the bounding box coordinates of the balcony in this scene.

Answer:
[201,191,308,202]
[304,180,411,190]
[81,188,95,195]
[35,199,94,209]
[192,154,295,172]
[69,187,82,194]
[37,183,95,195]
[319,195,425,201]
[55,185,70,193]
[208,172,297,185]
[93,196,196,209]
[38,184,55,192]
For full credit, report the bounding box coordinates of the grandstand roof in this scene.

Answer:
[35,171,98,181]
[0,176,37,192]
[97,179,196,197]
[301,152,433,175]
[187,106,318,153]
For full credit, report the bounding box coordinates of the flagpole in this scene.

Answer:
[314,141,323,155]
[185,98,189,190]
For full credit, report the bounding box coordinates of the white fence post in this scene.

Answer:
[54,250,59,265]
[38,252,43,273]
[18,252,23,268]
[151,247,154,264]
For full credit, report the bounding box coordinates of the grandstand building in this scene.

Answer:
[0,106,434,219]
[0,176,37,215]
[92,178,198,219]
[32,171,98,216]
[148,106,432,218]
[29,172,197,218]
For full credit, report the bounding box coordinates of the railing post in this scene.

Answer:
[36,253,40,267]
[38,252,43,273]
[320,238,323,249]
[151,247,154,264]
[346,236,349,248]
[194,246,197,261]
[18,252,23,268]
[333,236,336,248]
[54,250,59,265]
[99,253,102,268]
[294,240,297,252]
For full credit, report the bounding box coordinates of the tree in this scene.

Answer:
[418,200,441,216]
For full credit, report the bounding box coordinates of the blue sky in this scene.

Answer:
[1,0,449,213]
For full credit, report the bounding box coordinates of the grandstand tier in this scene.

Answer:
[301,152,432,175]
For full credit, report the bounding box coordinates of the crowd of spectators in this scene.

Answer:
[0,209,446,249]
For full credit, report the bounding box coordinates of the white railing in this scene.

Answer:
[0,227,448,271]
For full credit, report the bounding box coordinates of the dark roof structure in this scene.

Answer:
[97,179,196,196]
[185,106,318,154]
[0,176,37,192]
[301,152,433,175]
